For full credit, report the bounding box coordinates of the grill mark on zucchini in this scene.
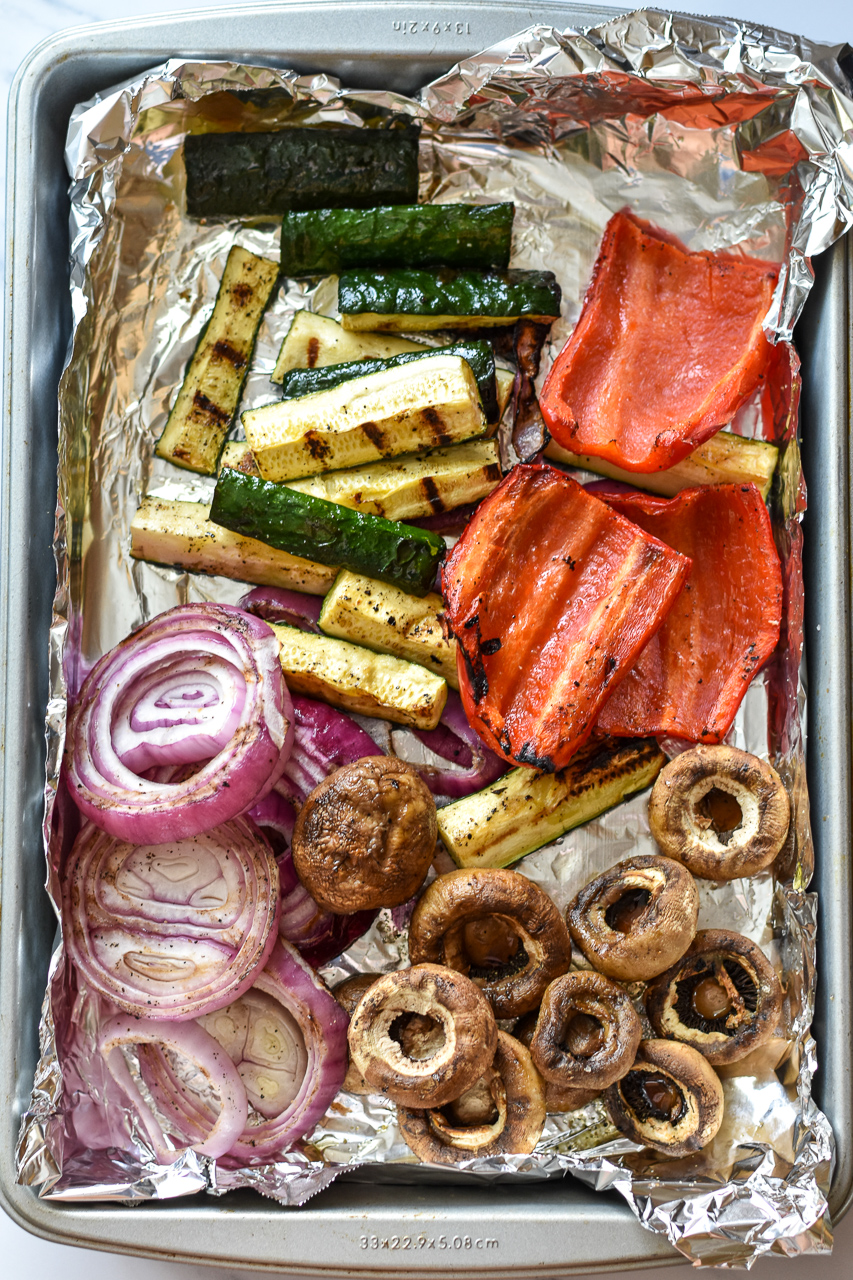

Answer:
[307,337,321,367]
[361,421,388,451]
[191,391,231,428]
[211,339,247,369]
[421,476,443,512]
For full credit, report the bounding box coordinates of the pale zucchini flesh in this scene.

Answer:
[218,441,260,475]
[495,367,515,420]
[438,738,666,870]
[545,430,778,501]
[130,497,337,594]
[156,247,279,474]
[287,441,501,520]
[272,311,423,382]
[271,623,447,729]
[243,354,486,482]
[319,570,459,688]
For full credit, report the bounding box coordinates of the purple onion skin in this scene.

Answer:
[238,586,323,633]
[583,478,641,498]
[299,909,378,968]
[275,695,381,808]
[410,690,507,800]
[139,941,349,1164]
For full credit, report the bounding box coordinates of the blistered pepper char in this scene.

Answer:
[441,463,692,771]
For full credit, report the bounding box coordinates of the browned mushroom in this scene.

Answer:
[291,757,437,913]
[513,1010,601,1112]
[644,930,784,1065]
[528,971,642,1092]
[604,1039,724,1157]
[648,745,790,880]
[397,1031,546,1163]
[408,868,573,1018]
[567,855,698,981]
[334,974,381,1094]
[347,964,498,1108]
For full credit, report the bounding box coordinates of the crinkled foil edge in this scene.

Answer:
[15,9,853,1269]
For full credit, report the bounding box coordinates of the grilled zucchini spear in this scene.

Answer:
[129,497,337,593]
[545,432,779,501]
[438,738,666,870]
[210,468,446,597]
[271,311,423,379]
[242,353,486,481]
[319,570,459,687]
[155,246,278,475]
[338,268,562,331]
[272,623,447,729]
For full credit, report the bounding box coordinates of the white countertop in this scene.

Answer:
[3,1,852,1276]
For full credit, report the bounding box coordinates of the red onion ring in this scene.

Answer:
[139,941,349,1163]
[62,817,280,1019]
[238,586,323,632]
[410,691,507,799]
[65,603,293,842]
[100,1015,249,1162]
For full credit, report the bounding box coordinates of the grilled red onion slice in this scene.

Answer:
[139,941,348,1163]
[62,817,280,1019]
[238,586,323,633]
[100,1016,249,1162]
[65,603,293,842]
[411,691,506,799]
[276,695,381,806]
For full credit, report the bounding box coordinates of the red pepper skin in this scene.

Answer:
[539,211,778,473]
[441,464,691,771]
[596,483,782,743]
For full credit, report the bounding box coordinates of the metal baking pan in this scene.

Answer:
[2,3,851,1272]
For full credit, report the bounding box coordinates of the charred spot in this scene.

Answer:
[230,282,253,307]
[516,741,555,772]
[191,391,231,426]
[461,645,488,703]
[211,339,247,370]
[361,421,388,451]
[602,655,618,685]
[464,614,480,631]
[420,475,444,513]
[306,337,320,368]
[423,407,446,433]
[480,637,502,655]
[304,431,331,461]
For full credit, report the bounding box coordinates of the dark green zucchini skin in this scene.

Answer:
[185,126,420,218]
[276,340,499,421]
[210,469,445,597]
[338,268,562,319]
[280,203,514,275]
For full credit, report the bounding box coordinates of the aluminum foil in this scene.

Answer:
[17,8,853,1269]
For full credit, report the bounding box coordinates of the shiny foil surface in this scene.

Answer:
[17,9,853,1269]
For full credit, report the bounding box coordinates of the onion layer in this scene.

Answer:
[238,586,323,633]
[411,692,506,799]
[100,1015,249,1162]
[65,603,293,842]
[275,694,381,806]
[63,817,280,1019]
[139,941,349,1162]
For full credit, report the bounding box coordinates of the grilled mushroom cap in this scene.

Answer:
[604,1039,724,1157]
[528,971,642,1091]
[408,868,573,1018]
[397,1031,546,1163]
[292,757,437,913]
[334,974,381,1094]
[648,745,790,880]
[567,855,698,981]
[644,929,783,1065]
[347,964,498,1107]
[513,1010,601,1112]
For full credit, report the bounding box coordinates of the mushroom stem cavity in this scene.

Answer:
[604,887,651,934]
[649,745,790,880]
[409,868,573,1018]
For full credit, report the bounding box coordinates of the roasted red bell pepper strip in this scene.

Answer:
[441,464,691,771]
[539,210,778,472]
[596,483,782,742]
